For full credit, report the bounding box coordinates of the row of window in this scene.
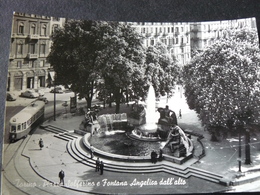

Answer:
[16,60,46,68]
[140,26,189,34]
[135,22,187,26]
[11,107,44,132]
[18,22,48,36]
[147,36,189,47]
[16,43,47,55]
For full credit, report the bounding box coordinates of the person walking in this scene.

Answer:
[39,138,44,150]
[95,157,100,172]
[178,109,182,119]
[59,170,65,185]
[100,161,104,175]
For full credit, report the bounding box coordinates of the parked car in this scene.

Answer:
[50,87,63,94]
[21,90,39,98]
[37,96,48,104]
[33,89,45,96]
[6,92,16,101]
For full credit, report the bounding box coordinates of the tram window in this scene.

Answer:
[23,122,26,129]
[11,126,16,132]
[17,125,21,131]
[27,119,31,126]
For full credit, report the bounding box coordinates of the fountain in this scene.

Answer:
[82,84,194,164]
[128,85,193,157]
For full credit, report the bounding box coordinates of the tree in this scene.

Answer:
[183,27,260,128]
[48,20,102,108]
[144,42,180,99]
[94,22,146,113]
[48,20,146,112]
[183,27,260,162]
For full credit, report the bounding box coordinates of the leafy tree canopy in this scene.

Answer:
[48,19,181,112]
[48,20,146,111]
[144,42,180,98]
[183,27,260,129]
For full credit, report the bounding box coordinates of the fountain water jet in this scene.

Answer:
[134,85,159,135]
[146,85,157,124]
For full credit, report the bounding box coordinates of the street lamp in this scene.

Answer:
[245,129,251,165]
[53,74,56,121]
[234,118,242,172]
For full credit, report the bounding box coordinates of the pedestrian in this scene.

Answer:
[100,161,104,175]
[90,145,94,159]
[39,138,44,150]
[158,149,163,161]
[95,157,100,172]
[59,170,65,185]
[151,150,157,164]
[179,109,182,119]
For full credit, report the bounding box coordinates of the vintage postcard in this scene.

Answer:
[2,9,260,195]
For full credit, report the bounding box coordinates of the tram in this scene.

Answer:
[9,100,45,142]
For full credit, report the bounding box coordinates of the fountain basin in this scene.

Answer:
[83,132,194,164]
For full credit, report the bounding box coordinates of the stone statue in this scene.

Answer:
[164,126,190,157]
[166,126,181,152]
[158,105,177,126]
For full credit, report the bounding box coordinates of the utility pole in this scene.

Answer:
[54,74,56,121]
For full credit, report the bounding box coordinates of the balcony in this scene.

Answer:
[28,34,39,39]
[11,33,27,38]
[27,53,38,59]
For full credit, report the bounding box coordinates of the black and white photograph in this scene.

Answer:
[1,1,260,195]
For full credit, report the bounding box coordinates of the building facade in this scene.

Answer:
[130,22,191,67]
[8,15,257,92]
[8,12,65,92]
[190,18,257,55]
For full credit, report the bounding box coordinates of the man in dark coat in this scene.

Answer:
[100,161,104,175]
[59,170,65,185]
[95,157,100,172]
[151,150,157,164]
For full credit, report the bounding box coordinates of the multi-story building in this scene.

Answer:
[190,18,257,55]
[7,12,65,92]
[129,22,191,67]
[8,15,256,92]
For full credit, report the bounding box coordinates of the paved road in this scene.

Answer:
[3,91,89,195]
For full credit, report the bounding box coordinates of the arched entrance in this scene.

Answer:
[26,70,35,89]
[14,71,23,90]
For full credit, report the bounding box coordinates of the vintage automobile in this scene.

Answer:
[20,90,39,98]
[33,89,45,96]
[50,87,64,94]
[6,92,16,101]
